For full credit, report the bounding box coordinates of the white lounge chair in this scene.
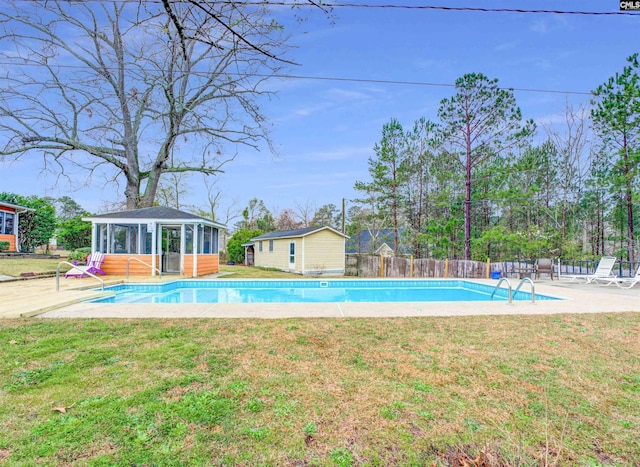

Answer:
[596,264,640,289]
[561,256,617,284]
[65,252,106,278]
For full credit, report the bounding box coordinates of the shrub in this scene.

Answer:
[218,250,229,263]
[68,247,92,262]
[0,241,10,251]
[57,216,91,251]
[227,229,264,263]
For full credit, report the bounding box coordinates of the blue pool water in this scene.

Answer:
[92,280,558,304]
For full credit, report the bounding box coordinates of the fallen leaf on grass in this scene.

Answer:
[51,403,75,414]
[9,340,17,345]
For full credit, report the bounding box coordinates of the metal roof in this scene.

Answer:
[84,206,226,228]
[251,226,348,241]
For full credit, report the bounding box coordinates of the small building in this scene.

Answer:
[248,226,349,275]
[83,206,225,277]
[0,201,33,252]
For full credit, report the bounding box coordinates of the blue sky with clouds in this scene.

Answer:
[2,1,639,224]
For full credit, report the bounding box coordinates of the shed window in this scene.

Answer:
[3,212,14,234]
[259,240,263,252]
[269,240,274,252]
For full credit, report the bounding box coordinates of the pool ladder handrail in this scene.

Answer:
[126,257,162,281]
[56,261,104,292]
[490,277,512,304]
[514,277,536,304]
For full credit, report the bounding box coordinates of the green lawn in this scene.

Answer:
[219,264,310,279]
[1,313,639,466]
[0,257,72,277]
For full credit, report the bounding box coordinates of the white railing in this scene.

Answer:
[490,277,512,304]
[514,277,536,304]
[126,257,162,280]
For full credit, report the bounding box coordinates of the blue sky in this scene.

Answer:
[2,1,639,225]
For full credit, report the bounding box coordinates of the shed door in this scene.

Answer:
[289,241,296,269]
[161,226,181,273]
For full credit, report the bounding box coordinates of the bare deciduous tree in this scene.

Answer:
[543,103,592,252]
[294,200,315,227]
[0,0,300,208]
[157,172,191,210]
[196,175,240,226]
[275,208,301,230]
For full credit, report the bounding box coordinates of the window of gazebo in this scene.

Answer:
[94,223,151,254]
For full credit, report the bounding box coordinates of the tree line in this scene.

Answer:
[352,60,639,264]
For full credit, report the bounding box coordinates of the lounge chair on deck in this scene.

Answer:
[561,256,616,284]
[596,264,640,289]
[535,258,556,280]
[65,252,106,278]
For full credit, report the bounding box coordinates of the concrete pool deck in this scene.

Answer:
[0,275,637,319]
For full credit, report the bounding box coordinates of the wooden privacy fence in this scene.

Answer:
[346,255,640,279]
[347,254,491,279]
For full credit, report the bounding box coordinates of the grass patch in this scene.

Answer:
[219,264,305,279]
[0,257,71,277]
[0,314,639,465]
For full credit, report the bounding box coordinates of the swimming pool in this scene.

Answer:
[92,279,558,304]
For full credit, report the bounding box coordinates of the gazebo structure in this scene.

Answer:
[83,206,225,277]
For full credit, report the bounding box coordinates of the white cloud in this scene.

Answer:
[530,16,572,35]
[265,180,333,189]
[494,40,520,52]
[535,112,568,126]
[325,88,371,101]
[413,57,454,73]
[276,85,381,121]
[534,58,553,70]
[530,20,548,34]
[302,146,372,161]
[292,101,334,117]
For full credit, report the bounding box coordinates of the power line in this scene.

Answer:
[237,2,640,17]
[12,0,640,16]
[0,61,593,96]
[270,73,591,95]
